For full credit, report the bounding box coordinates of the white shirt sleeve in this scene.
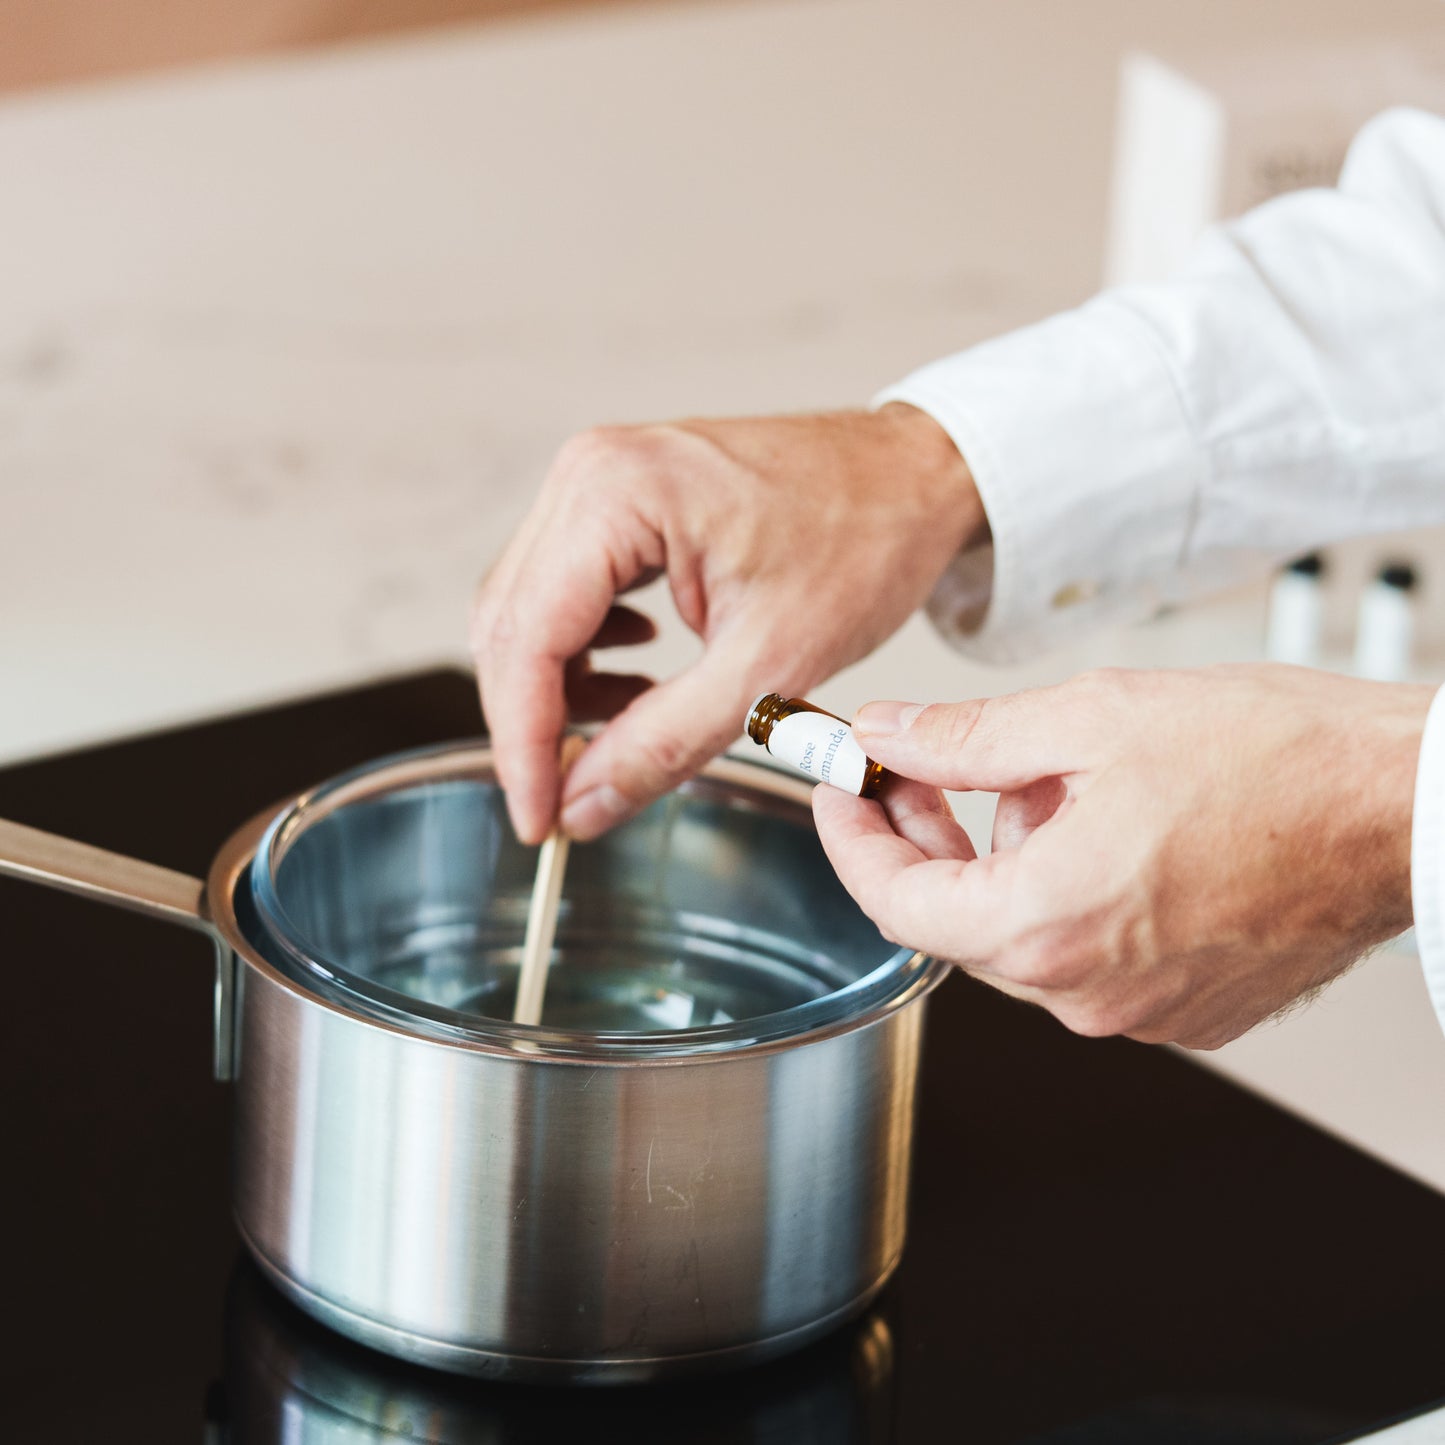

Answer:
[877,107,1445,665]
[1414,685,1445,1033]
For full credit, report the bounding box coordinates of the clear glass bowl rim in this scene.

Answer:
[247,741,939,1058]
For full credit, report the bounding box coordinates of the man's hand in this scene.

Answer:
[813,665,1433,1049]
[471,406,983,843]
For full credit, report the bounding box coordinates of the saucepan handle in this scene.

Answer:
[0,818,238,1081]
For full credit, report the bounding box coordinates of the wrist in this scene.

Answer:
[875,401,989,554]
[1361,682,1435,932]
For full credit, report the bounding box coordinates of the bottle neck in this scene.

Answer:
[746,693,792,746]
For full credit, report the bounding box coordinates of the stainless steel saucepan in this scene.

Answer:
[0,742,947,1384]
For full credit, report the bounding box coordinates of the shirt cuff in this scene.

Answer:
[1412,683,1445,1037]
[875,298,1206,664]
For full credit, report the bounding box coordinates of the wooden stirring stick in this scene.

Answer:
[513,735,586,1027]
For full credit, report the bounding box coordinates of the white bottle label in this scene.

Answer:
[766,712,870,795]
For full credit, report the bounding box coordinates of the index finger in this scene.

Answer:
[473,520,654,843]
[852,678,1119,793]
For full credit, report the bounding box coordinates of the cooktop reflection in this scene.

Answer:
[4,669,1445,1444]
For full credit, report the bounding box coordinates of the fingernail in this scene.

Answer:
[511,810,549,848]
[854,701,926,737]
[560,784,630,841]
[503,790,548,847]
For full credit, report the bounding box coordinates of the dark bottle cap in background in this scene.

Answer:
[1287,552,1325,578]
[1378,561,1418,592]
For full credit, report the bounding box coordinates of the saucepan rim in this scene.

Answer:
[222,740,946,1063]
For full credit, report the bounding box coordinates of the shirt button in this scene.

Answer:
[1051,579,1099,610]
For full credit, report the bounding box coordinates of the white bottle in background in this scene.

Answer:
[1354,562,1418,683]
[1265,553,1325,667]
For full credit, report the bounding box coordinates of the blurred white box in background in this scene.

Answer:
[1105,30,1445,287]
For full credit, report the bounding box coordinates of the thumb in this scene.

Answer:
[852,686,1099,792]
[557,637,769,840]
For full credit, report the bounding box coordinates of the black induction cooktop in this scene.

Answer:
[5,669,1445,1444]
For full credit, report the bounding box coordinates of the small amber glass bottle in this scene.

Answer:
[746,694,888,798]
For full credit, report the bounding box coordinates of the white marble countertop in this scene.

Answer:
[4,5,1445,1429]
